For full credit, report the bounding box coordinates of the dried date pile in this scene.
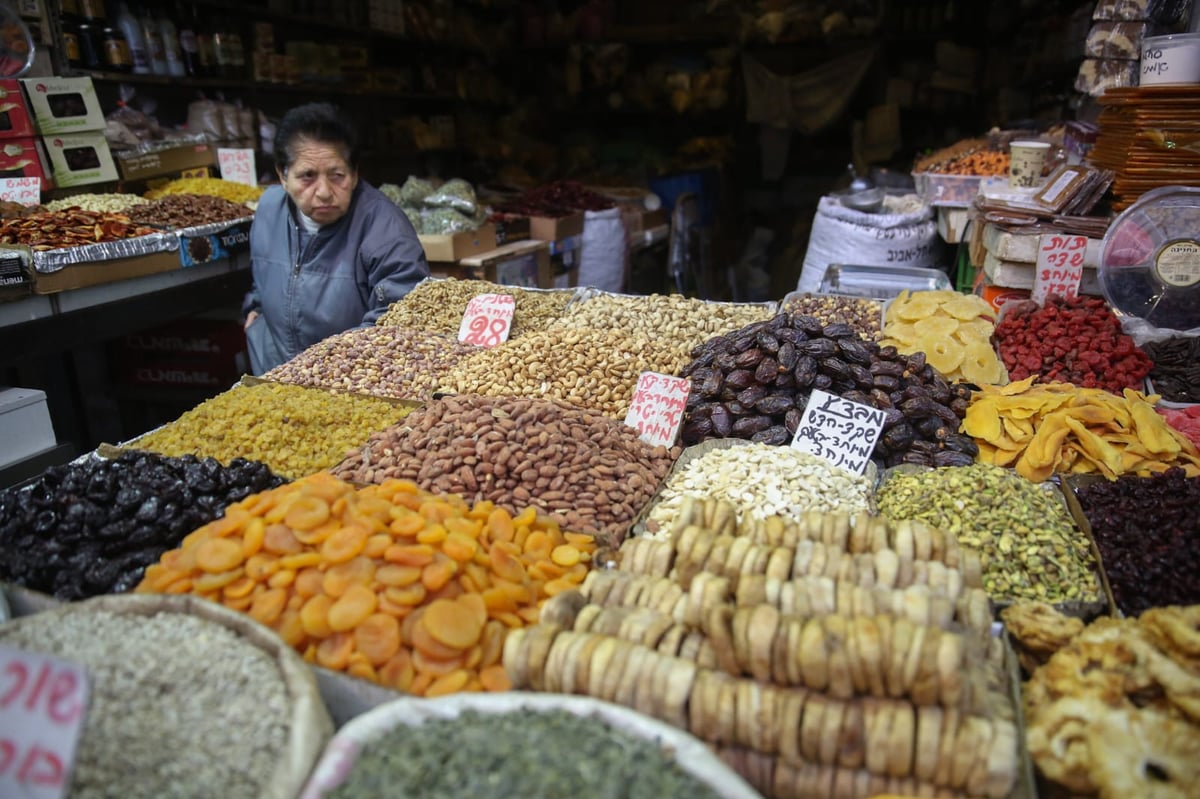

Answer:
[128,193,252,227]
[1075,467,1200,614]
[0,208,157,250]
[680,313,978,468]
[1142,335,1200,403]
[0,451,283,599]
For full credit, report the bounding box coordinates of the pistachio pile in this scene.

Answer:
[877,463,1100,604]
[375,278,573,337]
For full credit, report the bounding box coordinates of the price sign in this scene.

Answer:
[790,389,886,475]
[1033,234,1087,304]
[457,293,515,347]
[217,148,256,187]
[0,645,89,799]
[624,371,690,447]
[0,176,40,206]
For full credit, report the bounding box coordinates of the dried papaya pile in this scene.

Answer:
[962,377,1200,481]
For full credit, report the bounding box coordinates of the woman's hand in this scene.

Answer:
[244,310,260,331]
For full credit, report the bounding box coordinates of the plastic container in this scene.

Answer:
[818,263,953,300]
[912,171,984,207]
[1140,33,1200,85]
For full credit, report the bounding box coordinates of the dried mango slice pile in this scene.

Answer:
[962,377,1200,481]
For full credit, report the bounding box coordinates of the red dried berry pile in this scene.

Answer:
[994,295,1152,392]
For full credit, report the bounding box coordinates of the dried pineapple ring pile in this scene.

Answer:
[881,290,1009,386]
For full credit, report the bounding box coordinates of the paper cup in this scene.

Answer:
[1009,140,1051,188]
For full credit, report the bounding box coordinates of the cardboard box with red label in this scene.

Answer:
[42,130,118,187]
[0,80,36,139]
[0,137,49,183]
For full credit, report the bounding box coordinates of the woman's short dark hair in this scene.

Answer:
[274,102,360,174]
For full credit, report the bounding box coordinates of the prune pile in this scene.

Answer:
[0,451,284,599]
[1075,468,1200,615]
[1143,335,1200,403]
[680,313,979,467]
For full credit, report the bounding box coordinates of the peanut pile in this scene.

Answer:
[332,395,677,548]
[264,327,479,400]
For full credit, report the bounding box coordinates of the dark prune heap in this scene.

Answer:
[0,451,285,600]
[679,313,978,467]
[1076,468,1200,615]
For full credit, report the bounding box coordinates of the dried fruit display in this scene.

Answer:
[492,180,614,216]
[1159,405,1200,448]
[880,290,1007,385]
[994,295,1152,392]
[0,208,157,250]
[138,473,597,697]
[680,313,978,468]
[964,378,1200,481]
[144,176,263,204]
[0,451,283,599]
[128,193,252,227]
[1074,468,1200,614]
[1143,335,1200,403]
[1018,603,1200,799]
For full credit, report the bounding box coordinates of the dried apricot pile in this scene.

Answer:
[135,472,597,697]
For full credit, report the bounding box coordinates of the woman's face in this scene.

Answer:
[278,137,358,226]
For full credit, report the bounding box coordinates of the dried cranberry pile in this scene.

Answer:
[1075,467,1200,614]
[493,180,614,217]
[994,295,1152,393]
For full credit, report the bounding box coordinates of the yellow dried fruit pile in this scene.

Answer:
[963,377,1200,481]
[129,382,411,479]
[145,177,264,204]
[137,473,597,697]
[881,290,1008,385]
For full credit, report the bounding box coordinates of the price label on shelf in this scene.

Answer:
[457,293,515,347]
[624,371,690,448]
[0,645,89,799]
[0,176,40,206]
[1033,234,1087,304]
[217,148,256,187]
[790,389,886,476]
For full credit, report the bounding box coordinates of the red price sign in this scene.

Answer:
[217,148,257,187]
[0,645,89,799]
[624,371,690,447]
[457,293,515,347]
[1033,234,1087,305]
[0,177,40,206]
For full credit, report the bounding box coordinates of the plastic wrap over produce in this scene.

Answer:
[32,231,179,273]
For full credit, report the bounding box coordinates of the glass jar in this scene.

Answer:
[101,25,133,72]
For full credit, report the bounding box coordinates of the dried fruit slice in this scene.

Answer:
[926,339,965,375]
[913,315,959,340]
[942,295,992,321]
[961,340,1005,385]
[894,292,942,322]
[885,322,920,346]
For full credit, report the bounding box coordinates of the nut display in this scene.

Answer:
[376,278,573,337]
[680,312,979,468]
[0,451,283,599]
[642,444,872,539]
[45,193,148,214]
[994,295,1152,392]
[128,193,253,227]
[139,473,596,696]
[0,199,45,218]
[779,293,881,341]
[877,462,1101,604]
[0,208,157,250]
[331,395,676,548]
[129,382,413,479]
[964,377,1200,481]
[1021,604,1200,798]
[551,293,776,369]
[1074,468,1200,614]
[881,290,1007,385]
[145,177,264,204]
[263,327,479,400]
[445,328,682,419]
[1143,335,1200,403]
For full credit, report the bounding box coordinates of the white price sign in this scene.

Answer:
[0,176,40,206]
[0,645,89,799]
[624,371,690,447]
[457,293,515,347]
[1032,234,1087,305]
[217,148,256,187]
[790,389,886,475]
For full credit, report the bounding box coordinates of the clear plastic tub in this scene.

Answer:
[818,263,953,300]
[912,171,985,207]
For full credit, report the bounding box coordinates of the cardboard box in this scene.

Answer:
[116,143,216,182]
[33,250,180,294]
[418,224,497,263]
[0,80,36,139]
[111,318,247,389]
[42,130,117,187]
[0,136,49,182]
[529,212,585,242]
[178,220,252,267]
[20,77,105,134]
[460,240,552,288]
[0,388,57,469]
[978,282,1031,314]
